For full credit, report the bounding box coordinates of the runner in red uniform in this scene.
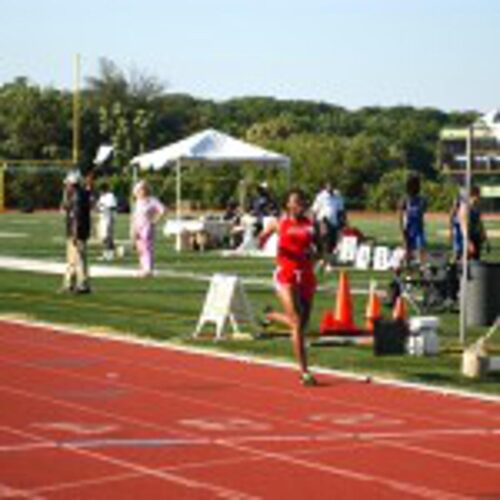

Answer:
[260,189,318,386]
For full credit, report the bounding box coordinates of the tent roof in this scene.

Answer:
[131,128,290,170]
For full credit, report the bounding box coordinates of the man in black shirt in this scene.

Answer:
[61,170,92,293]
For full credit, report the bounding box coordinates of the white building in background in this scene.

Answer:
[439,109,500,209]
[440,109,500,175]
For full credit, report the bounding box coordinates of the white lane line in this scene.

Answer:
[0,384,484,500]
[3,429,499,474]
[2,427,499,452]
[1,340,499,477]
[61,444,259,500]
[2,315,500,417]
[0,325,490,435]
[220,440,473,500]
[1,338,500,479]
[0,322,498,498]
[3,418,476,500]
[28,438,379,496]
[0,353,383,444]
[379,438,500,470]
[30,422,120,435]
[0,423,259,500]
[0,483,44,500]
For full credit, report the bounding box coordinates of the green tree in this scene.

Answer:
[367,168,457,211]
[341,134,392,206]
[86,58,164,166]
[0,78,71,160]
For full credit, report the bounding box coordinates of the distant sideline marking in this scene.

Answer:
[309,413,404,427]
[179,417,272,432]
[0,232,27,239]
[30,422,120,436]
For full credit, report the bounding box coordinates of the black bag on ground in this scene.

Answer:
[373,319,408,356]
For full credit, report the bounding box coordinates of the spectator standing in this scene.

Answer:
[96,182,118,261]
[311,181,344,268]
[60,170,92,294]
[454,186,489,261]
[450,189,465,263]
[399,175,427,266]
[131,180,165,277]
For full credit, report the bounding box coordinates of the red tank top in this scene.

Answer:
[277,215,315,269]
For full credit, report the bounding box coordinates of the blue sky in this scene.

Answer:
[1,0,499,111]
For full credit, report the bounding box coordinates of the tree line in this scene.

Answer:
[0,58,477,211]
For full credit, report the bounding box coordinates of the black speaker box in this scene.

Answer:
[373,319,408,356]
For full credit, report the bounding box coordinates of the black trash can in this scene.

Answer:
[466,261,500,327]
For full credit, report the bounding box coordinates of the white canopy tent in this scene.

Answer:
[131,128,291,250]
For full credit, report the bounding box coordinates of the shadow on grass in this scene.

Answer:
[411,372,454,384]
[414,370,500,386]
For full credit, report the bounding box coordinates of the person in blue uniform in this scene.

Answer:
[450,189,465,262]
[399,175,427,267]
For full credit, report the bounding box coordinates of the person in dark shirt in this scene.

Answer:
[454,185,489,261]
[60,170,92,293]
[251,183,278,218]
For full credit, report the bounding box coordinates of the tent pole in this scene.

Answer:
[0,164,5,213]
[175,159,182,252]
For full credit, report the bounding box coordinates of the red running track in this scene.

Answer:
[0,319,499,499]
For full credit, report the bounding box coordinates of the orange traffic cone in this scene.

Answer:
[392,296,408,321]
[365,282,382,333]
[320,310,336,335]
[333,271,361,333]
[318,272,364,336]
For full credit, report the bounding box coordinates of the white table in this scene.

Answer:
[163,218,231,249]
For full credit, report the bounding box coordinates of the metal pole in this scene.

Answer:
[175,159,182,252]
[459,125,473,344]
[72,54,81,166]
[0,164,5,212]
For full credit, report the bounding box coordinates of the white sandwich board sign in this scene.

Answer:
[193,274,256,340]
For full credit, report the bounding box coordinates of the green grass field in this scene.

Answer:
[1,210,499,395]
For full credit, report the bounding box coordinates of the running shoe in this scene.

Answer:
[259,305,273,328]
[300,372,318,387]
